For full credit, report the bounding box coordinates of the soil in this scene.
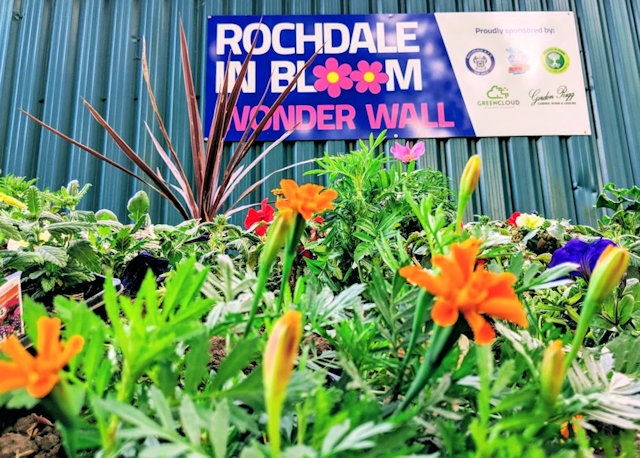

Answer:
[0,410,64,458]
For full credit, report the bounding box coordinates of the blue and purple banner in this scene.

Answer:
[206,12,590,141]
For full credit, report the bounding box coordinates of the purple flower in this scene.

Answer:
[549,238,617,280]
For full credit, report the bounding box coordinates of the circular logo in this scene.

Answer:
[542,47,570,73]
[465,48,495,75]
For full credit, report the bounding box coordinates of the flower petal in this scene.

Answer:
[431,299,459,327]
[463,311,496,345]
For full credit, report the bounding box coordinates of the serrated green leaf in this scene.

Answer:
[0,217,21,239]
[35,245,68,267]
[25,186,41,216]
[46,221,92,235]
[67,239,101,271]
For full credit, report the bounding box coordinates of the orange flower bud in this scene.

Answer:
[540,340,564,407]
[587,245,629,303]
[263,310,302,456]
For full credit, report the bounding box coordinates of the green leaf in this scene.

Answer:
[209,400,230,458]
[149,386,175,431]
[67,239,101,272]
[184,331,211,395]
[25,186,41,216]
[35,245,68,267]
[96,398,163,437]
[211,337,261,392]
[0,217,21,239]
[179,395,201,446]
[46,221,92,236]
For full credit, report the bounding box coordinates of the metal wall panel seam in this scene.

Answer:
[536,136,576,220]
[506,137,544,215]
[98,0,137,215]
[4,0,47,177]
[37,0,75,186]
[0,1,18,168]
[477,138,510,219]
[603,2,640,183]
[446,138,479,221]
[134,0,170,220]
[575,0,633,188]
[67,0,108,211]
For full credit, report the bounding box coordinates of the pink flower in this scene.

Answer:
[390,141,425,163]
[244,198,275,236]
[313,58,353,98]
[350,60,389,94]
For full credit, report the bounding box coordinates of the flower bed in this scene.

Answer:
[1,136,640,457]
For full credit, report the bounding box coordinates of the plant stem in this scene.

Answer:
[473,343,493,457]
[396,323,457,412]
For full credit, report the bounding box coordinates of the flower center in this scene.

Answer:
[363,71,375,83]
[327,71,340,84]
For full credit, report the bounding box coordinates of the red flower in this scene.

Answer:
[507,212,521,227]
[244,199,275,236]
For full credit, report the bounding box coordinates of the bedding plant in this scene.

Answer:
[1,133,640,457]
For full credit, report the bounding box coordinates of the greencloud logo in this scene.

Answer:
[477,85,520,107]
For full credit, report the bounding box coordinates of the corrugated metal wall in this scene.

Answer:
[1,0,638,227]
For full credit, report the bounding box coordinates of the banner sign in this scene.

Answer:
[206,12,591,141]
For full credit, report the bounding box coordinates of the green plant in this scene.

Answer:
[596,183,640,236]
[306,132,455,291]
[0,180,101,301]
[23,21,318,222]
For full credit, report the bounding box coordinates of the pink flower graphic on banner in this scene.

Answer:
[351,60,389,94]
[313,58,353,98]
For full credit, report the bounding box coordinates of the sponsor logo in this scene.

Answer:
[466,48,495,75]
[506,48,530,75]
[542,47,570,74]
[528,85,576,105]
[477,85,521,107]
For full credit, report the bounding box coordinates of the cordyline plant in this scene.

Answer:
[23,20,318,221]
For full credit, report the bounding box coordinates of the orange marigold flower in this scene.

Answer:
[560,414,584,439]
[399,238,528,345]
[0,317,84,398]
[275,179,337,221]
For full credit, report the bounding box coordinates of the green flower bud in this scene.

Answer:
[540,340,564,407]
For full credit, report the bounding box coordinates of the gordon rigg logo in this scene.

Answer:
[542,47,570,74]
[529,85,576,106]
[477,85,520,107]
[466,48,495,75]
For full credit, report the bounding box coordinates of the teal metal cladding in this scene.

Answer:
[0,0,638,226]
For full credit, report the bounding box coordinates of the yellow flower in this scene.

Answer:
[459,155,481,201]
[275,179,337,221]
[399,238,528,345]
[0,317,84,398]
[515,213,545,230]
[540,340,564,407]
[0,191,26,209]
